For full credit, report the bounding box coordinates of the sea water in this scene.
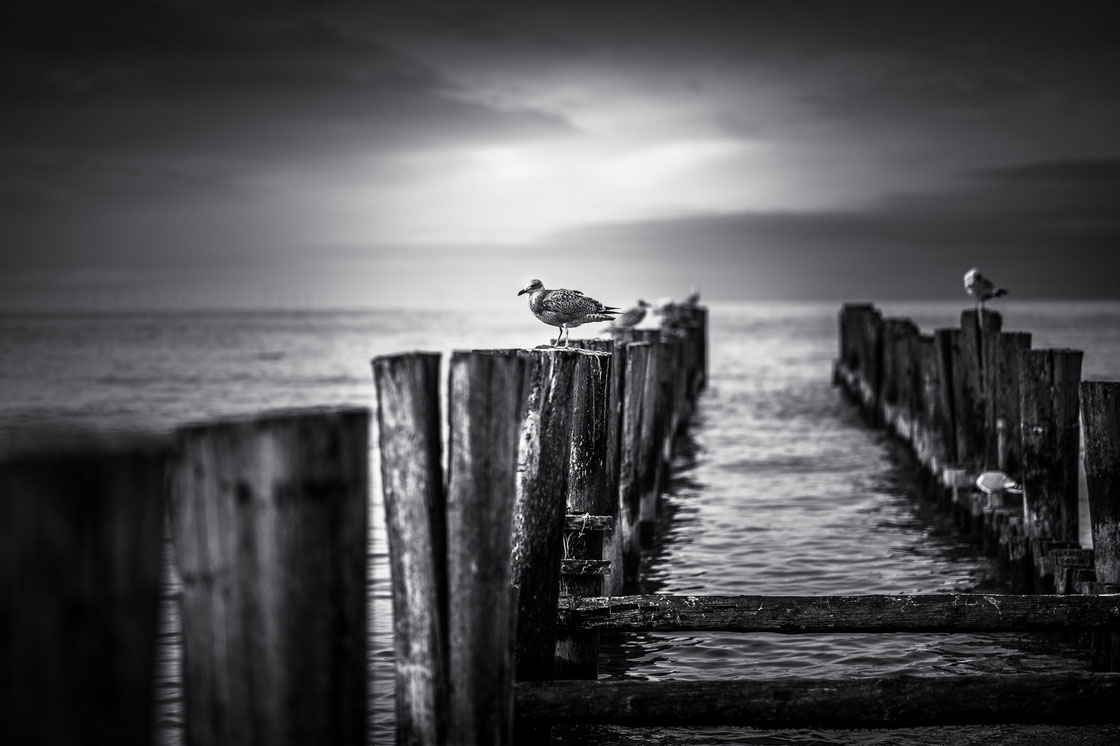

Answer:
[3,301,1119,744]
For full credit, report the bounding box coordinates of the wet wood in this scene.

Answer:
[169,407,369,746]
[1019,348,1083,542]
[952,310,1001,468]
[447,350,533,746]
[982,331,1032,473]
[511,349,574,685]
[1,435,168,746]
[880,318,920,441]
[1081,381,1120,585]
[618,342,650,585]
[556,350,612,679]
[556,593,1120,633]
[373,352,447,746]
[515,673,1120,727]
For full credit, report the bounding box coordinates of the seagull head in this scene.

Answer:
[518,278,544,296]
[964,268,981,284]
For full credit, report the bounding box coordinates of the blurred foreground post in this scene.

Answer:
[374,353,447,745]
[0,435,168,746]
[446,350,533,746]
[169,407,369,746]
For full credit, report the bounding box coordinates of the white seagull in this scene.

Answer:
[518,278,619,347]
[975,470,1022,495]
[975,470,1022,510]
[964,268,1008,312]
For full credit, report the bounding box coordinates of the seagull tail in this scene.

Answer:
[994,288,1009,298]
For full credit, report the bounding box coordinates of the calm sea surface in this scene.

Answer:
[3,301,1120,745]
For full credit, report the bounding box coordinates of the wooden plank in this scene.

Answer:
[447,350,532,746]
[1,434,168,746]
[1081,381,1120,586]
[169,407,369,746]
[561,560,613,576]
[372,352,447,746]
[556,593,1120,633]
[564,514,615,531]
[515,673,1120,728]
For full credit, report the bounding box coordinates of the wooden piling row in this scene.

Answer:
[375,308,708,745]
[834,304,1120,667]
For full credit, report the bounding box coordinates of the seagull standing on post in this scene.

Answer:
[611,299,651,330]
[964,268,1009,313]
[518,278,619,347]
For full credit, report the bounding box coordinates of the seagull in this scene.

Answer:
[654,296,681,328]
[975,470,1022,510]
[517,278,619,347]
[964,268,1008,312]
[611,299,651,329]
[975,470,1022,495]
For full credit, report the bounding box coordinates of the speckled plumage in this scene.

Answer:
[518,278,619,346]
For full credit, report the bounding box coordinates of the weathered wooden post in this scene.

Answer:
[856,305,884,422]
[619,342,651,585]
[555,349,613,679]
[1019,349,1083,545]
[511,349,575,679]
[982,331,1032,473]
[446,350,534,746]
[0,433,168,746]
[169,407,369,746]
[880,318,920,443]
[953,310,1001,469]
[509,349,575,744]
[1081,381,1120,586]
[373,353,447,745]
[914,333,955,475]
[633,329,663,542]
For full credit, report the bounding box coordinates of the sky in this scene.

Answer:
[2,1,1119,310]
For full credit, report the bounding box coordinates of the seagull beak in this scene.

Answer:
[517,288,528,296]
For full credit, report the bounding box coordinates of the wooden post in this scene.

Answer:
[373,353,447,745]
[511,349,575,685]
[571,340,625,595]
[633,330,663,542]
[952,310,1001,469]
[618,342,651,586]
[169,407,369,746]
[880,319,920,443]
[1081,381,1120,585]
[981,331,1032,474]
[915,334,955,472]
[446,350,533,746]
[932,328,959,479]
[1019,349,1083,544]
[555,350,613,679]
[0,434,168,746]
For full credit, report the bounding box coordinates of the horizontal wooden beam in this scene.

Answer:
[563,514,615,532]
[556,593,1120,633]
[515,673,1120,728]
[560,559,611,576]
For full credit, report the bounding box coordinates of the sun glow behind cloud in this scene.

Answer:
[341,135,766,244]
